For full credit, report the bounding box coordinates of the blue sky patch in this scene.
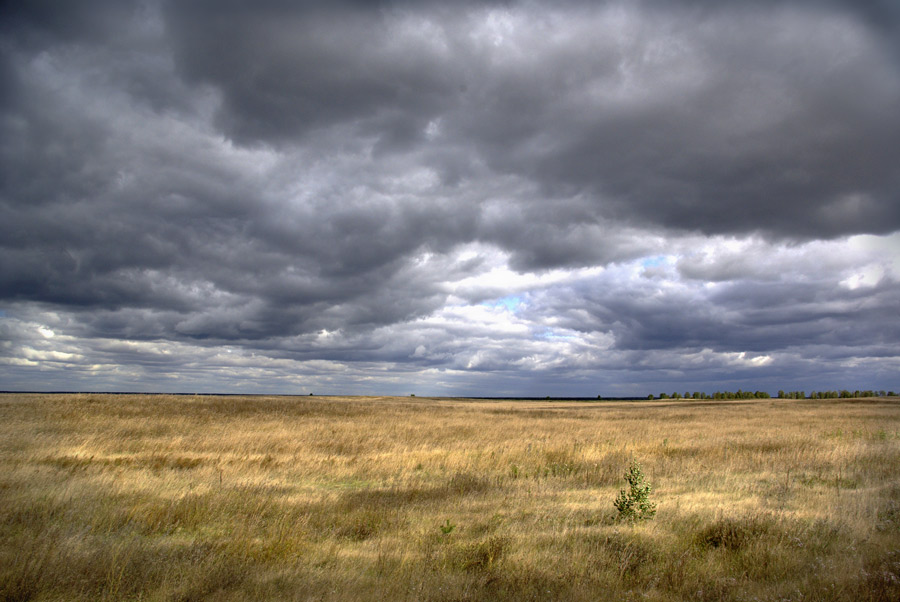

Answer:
[483,295,523,312]
[640,255,669,268]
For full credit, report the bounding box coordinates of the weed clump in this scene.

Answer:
[614,460,657,522]
[440,519,455,535]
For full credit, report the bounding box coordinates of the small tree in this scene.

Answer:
[614,460,657,522]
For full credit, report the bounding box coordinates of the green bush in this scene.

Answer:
[614,460,657,521]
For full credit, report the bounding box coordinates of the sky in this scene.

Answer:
[1,0,899,397]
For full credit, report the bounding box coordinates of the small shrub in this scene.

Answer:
[614,460,657,521]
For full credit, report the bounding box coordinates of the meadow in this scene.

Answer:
[1,393,898,601]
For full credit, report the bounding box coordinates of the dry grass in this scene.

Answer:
[1,393,898,601]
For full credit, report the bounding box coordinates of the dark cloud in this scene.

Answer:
[158,0,900,245]
[161,1,462,145]
[1,0,898,394]
[0,0,133,48]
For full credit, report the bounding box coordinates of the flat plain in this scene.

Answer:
[1,393,898,601]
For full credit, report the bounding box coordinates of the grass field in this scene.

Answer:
[1,393,898,601]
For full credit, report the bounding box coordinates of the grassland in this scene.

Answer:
[1,393,898,601]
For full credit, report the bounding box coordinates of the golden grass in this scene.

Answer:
[1,393,898,601]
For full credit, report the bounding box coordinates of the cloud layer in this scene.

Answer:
[1,0,898,395]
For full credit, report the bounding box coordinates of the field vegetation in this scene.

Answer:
[1,393,899,601]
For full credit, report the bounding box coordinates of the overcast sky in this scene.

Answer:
[1,0,898,396]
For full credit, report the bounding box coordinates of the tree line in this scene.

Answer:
[643,389,896,401]
[777,389,895,399]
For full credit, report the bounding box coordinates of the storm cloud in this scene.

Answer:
[1,0,898,395]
